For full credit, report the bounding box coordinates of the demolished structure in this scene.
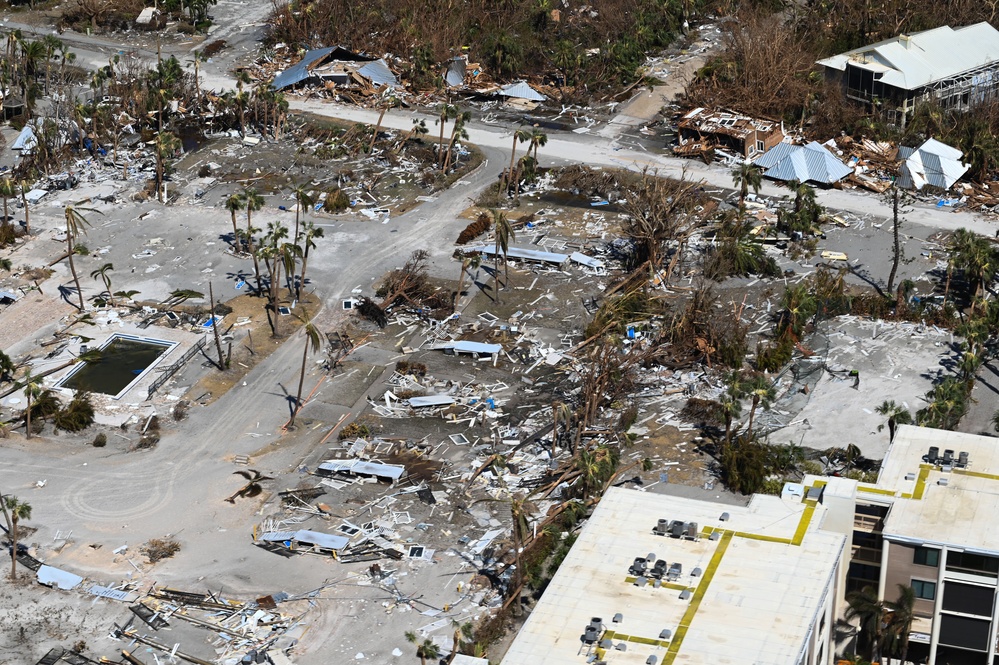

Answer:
[818,22,999,127]
[897,138,970,191]
[270,46,399,92]
[674,108,784,160]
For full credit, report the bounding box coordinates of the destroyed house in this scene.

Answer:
[270,46,398,91]
[817,22,999,127]
[675,108,784,160]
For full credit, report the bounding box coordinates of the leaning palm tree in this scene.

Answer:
[243,188,265,294]
[492,210,515,301]
[290,311,322,428]
[154,131,181,203]
[225,192,246,250]
[505,127,533,192]
[442,110,471,172]
[846,586,887,664]
[404,631,440,665]
[731,163,762,206]
[875,400,912,443]
[744,373,776,436]
[63,206,95,311]
[90,262,114,307]
[368,93,400,152]
[4,496,31,579]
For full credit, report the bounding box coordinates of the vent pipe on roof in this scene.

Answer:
[900,34,912,49]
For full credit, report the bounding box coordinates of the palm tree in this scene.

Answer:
[368,93,400,153]
[875,400,912,442]
[791,179,817,217]
[243,188,265,294]
[290,310,322,428]
[404,631,440,665]
[90,262,115,307]
[291,184,313,248]
[297,220,324,301]
[528,126,548,163]
[394,118,427,155]
[442,110,471,172]
[154,131,181,203]
[436,102,458,167]
[845,586,887,664]
[0,178,16,233]
[19,370,41,440]
[446,622,474,664]
[454,252,481,308]
[885,584,916,665]
[492,210,515,301]
[505,127,533,191]
[3,496,31,579]
[225,192,246,249]
[731,163,762,206]
[64,206,94,311]
[744,373,776,436]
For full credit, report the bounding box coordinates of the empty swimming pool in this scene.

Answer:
[60,335,175,397]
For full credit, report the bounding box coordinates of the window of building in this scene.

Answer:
[947,551,999,577]
[912,579,937,601]
[756,140,765,153]
[914,546,940,567]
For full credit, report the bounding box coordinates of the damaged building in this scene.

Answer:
[674,108,784,161]
[270,46,398,92]
[818,22,999,127]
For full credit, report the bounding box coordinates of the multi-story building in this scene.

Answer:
[814,425,999,665]
[817,23,999,127]
[501,485,847,665]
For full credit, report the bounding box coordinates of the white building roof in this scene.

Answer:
[817,22,999,91]
[871,425,999,553]
[467,245,568,264]
[501,487,844,665]
[897,138,969,190]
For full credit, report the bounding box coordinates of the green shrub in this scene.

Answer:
[323,188,350,212]
[92,433,107,447]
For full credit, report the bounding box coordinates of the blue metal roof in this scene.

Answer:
[358,59,398,87]
[754,141,851,184]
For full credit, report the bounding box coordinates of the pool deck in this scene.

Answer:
[25,318,206,414]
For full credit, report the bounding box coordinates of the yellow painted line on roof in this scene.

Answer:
[791,502,816,546]
[622,576,694,592]
[733,531,791,544]
[662,530,732,665]
[912,465,932,500]
[952,468,999,482]
[858,485,897,496]
[601,630,670,648]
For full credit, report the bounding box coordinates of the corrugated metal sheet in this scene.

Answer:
[754,141,851,184]
[898,138,968,190]
[499,81,547,101]
[408,395,457,408]
[444,58,465,87]
[446,341,503,355]
[259,529,349,551]
[358,59,398,87]
[271,47,340,90]
[570,252,605,269]
[319,459,407,480]
[467,245,567,264]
